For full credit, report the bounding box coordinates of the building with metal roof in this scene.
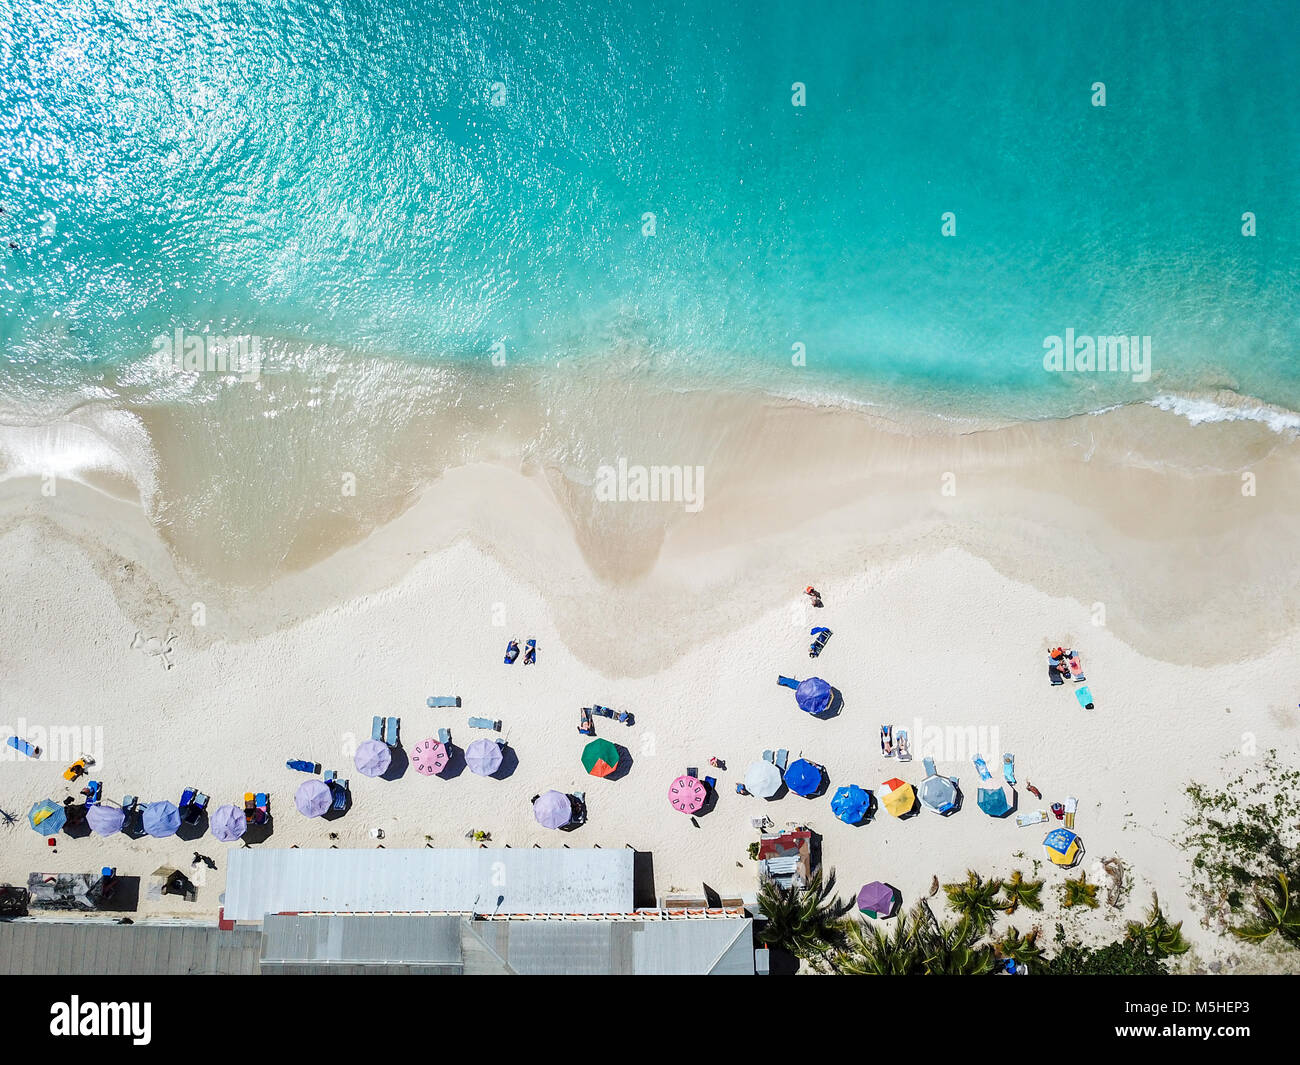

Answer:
[223,847,635,921]
[0,920,263,975]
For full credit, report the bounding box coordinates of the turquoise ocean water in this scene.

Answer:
[1,0,1297,420]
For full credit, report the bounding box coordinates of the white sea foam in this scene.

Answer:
[1147,393,1300,435]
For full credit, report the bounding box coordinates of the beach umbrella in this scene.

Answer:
[857,881,897,919]
[85,804,126,837]
[142,801,181,838]
[977,786,1011,818]
[1043,828,1082,867]
[411,738,450,777]
[533,790,572,829]
[795,676,832,715]
[295,779,333,818]
[880,778,915,818]
[668,775,706,814]
[745,760,783,799]
[581,738,621,778]
[354,738,392,778]
[831,784,871,824]
[919,772,958,815]
[465,738,503,777]
[784,759,822,797]
[28,799,67,836]
[209,804,246,842]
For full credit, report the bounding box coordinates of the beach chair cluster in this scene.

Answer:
[179,787,210,825]
[323,770,350,811]
[1047,647,1094,708]
[244,792,269,825]
[589,705,633,726]
[878,726,911,761]
[503,638,537,665]
[762,748,789,770]
[371,716,401,746]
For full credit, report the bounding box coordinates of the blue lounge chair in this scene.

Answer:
[286,759,316,773]
[777,676,799,690]
[762,750,774,763]
[6,736,39,758]
[372,716,383,741]
[386,717,400,746]
[437,728,451,744]
[426,697,460,708]
[775,749,789,770]
[468,716,498,730]
[83,780,102,805]
[687,767,698,778]
[973,755,992,782]
[704,776,717,791]
[735,783,748,795]
[329,779,349,811]
[324,770,337,782]
[809,627,832,658]
[504,640,520,664]
[1003,753,1016,785]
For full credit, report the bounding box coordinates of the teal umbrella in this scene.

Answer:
[977,787,1011,817]
[29,799,67,836]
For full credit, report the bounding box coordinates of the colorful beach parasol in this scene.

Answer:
[784,759,822,797]
[795,676,832,715]
[831,784,871,824]
[85,804,126,837]
[295,779,333,818]
[668,774,707,814]
[533,790,572,829]
[581,738,621,778]
[1044,827,1082,866]
[411,738,450,777]
[977,786,1011,818]
[857,881,897,919]
[142,801,181,838]
[209,803,247,842]
[880,778,915,818]
[354,738,392,778]
[465,738,504,777]
[28,798,67,836]
[745,760,783,799]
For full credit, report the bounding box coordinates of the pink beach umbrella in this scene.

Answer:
[295,779,333,818]
[668,775,706,814]
[353,738,392,778]
[411,739,450,777]
[465,738,504,777]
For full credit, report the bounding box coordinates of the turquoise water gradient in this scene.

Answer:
[2,0,1297,416]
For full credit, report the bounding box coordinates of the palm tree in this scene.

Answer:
[943,870,1004,932]
[915,903,996,975]
[1061,872,1099,909]
[837,911,920,974]
[1125,894,1191,958]
[757,866,854,960]
[1001,870,1044,914]
[996,925,1045,966]
[1233,872,1300,948]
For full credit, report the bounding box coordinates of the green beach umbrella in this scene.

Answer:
[581,738,621,778]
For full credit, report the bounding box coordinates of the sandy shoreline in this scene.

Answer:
[1,393,1298,972]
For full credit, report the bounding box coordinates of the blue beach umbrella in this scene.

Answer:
[977,787,1012,818]
[28,799,67,836]
[784,759,822,797]
[142,801,181,838]
[831,785,871,824]
[919,773,958,815]
[795,677,832,715]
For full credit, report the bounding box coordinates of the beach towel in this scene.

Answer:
[1064,796,1078,829]
[1002,753,1016,785]
[973,755,993,782]
[777,676,799,690]
[286,759,315,773]
[1015,810,1048,827]
[1075,686,1094,710]
[6,736,38,758]
[895,729,911,762]
[1067,650,1085,681]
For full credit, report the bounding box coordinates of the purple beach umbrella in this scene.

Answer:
[354,738,392,778]
[295,779,333,818]
[85,804,125,837]
[857,881,897,919]
[466,738,503,777]
[533,790,572,829]
[142,801,181,838]
[209,803,247,842]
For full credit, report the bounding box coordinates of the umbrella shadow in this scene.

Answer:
[606,746,634,781]
[439,745,467,779]
[491,744,518,780]
[874,884,902,919]
[177,811,209,841]
[379,747,409,781]
[810,688,844,720]
[63,806,92,839]
[243,817,274,844]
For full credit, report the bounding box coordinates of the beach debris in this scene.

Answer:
[1025,781,1042,800]
[131,630,177,670]
[929,875,940,897]
[1101,857,1130,909]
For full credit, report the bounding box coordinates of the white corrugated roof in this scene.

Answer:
[224,848,634,920]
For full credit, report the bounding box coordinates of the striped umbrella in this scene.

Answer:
[581,738,621,778]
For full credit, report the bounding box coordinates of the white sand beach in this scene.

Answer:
[1,393,1298,972]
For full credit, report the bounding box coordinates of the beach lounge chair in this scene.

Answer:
[687,767,698,778]
[1015,810,1048,827]
[123,795,138,812]
[880,725,893,756]
[504,639,520,664]
[704,776,717,791]
[330,779,349,811]
[64,758,89,781]
[762,749,774,763]
[809,627,832,658]
[775,749,789,770]
[777,676,799,690]
[523,638,536,665]
[6,736,40,758]
[1075,686,1094,710]
[426,696,460,708]
[1067,649,1085,681]
[736,783,749,795]
[1064,796,1078,829]
[923,756,937,777]
[469,716,498,730]
[83,780,102,805]
[1048,660,1065,685]
[324,770,336,782]
[973,755,992,782]
[895,729,911,762]
[286,759,316,773]
[386,717,400,746]
[1003,753,1016,785]
[372,716,383,742]
[438,728,451,744]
